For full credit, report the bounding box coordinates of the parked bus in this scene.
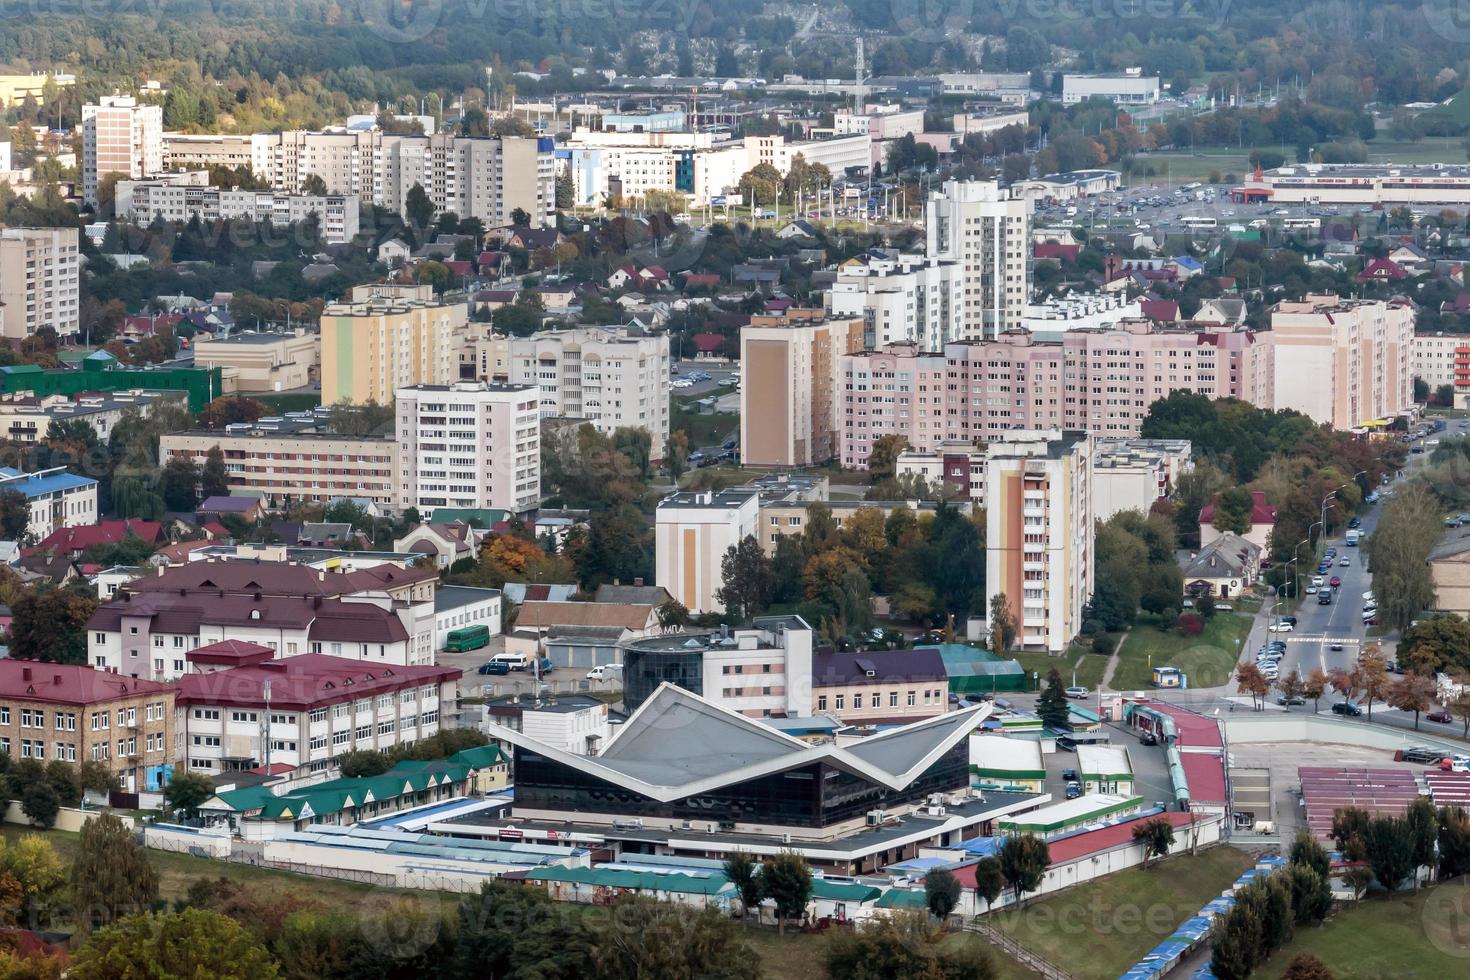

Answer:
[1282,217,1320,231]
[444,624,490,653]
[1180,216,1217,229]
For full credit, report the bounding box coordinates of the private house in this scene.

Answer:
[1182,533,1261,599]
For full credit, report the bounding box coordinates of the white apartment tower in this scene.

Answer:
[475,326,670,458]
[82,96,163,206]
[824,255,964,350]
[0,227,81,338]
[396,382,542,517]
[984,430,1093,654]
[925,179,1031,339]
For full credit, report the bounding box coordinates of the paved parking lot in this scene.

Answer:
[1229,741,1423,840]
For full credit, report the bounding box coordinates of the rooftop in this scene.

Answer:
[435,585,502,612]
[0,660,173,706]
[175,653,460,710]
[811,647,947,686]
[657,488,760,510]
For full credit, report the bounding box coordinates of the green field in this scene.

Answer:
[1130,137,1468,186]
[1108,613,1253,691]
[1009,647,1110,692]
[670,384,738,450]
[1253,880,1470,979]
[991,847,1256,980]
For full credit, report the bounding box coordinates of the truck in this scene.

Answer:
[1346,529,1361,546]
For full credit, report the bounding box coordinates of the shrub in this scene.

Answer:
[1092,634,1114,655]
[1177,613,1204,637]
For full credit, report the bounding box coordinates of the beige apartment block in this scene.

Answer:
[1269,294,1415,430]
[0,661,174,794]
[160,420,399,509]
[320,284,467,405]
[191,329,319,393]
[740,310,864,467]
[81,95,162,206]
[0,226,80,339]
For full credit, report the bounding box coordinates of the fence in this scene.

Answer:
[965,919,1078,980]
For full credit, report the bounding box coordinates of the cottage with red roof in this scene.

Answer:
[174,652,460,776]
[1356,257,1410,284]
[1198,489,1276,552]
[23,519,163,559]
[0,660,175,792]
[1033,242,1081,264]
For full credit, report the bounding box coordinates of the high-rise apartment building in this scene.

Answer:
[1412,332,1464,392]
[81,96,162,206]
[1269,295,1415,430]
[824,253,963,350]
[984,430,1093,654]
[0,227,80,338]
[473,325,670,458]
[319,284,467,405]
[117,171,360,243]
[924,180,1031,339]
[740,310,865,467]
[654,488,761,613]
[395,381,541,517]
[165,131,557,228]
[837,323,1271,468]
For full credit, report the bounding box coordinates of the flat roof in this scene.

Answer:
[435,585,502,612]
[1077,744,1133,778]
[998,793,1142,832]
[970,734,1045,775]
[199,331,306,345]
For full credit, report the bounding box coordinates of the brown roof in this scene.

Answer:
[175,653,459,710]
[516,601,655,630]
[128,559,433,598]
[86,592,411,643]
[0,661,173,706]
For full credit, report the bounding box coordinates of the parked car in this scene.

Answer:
[1277,695,1306,706]
[1065,781,1083,800]
[1139,731,1158,746]
[1061,767,1079,782]
[1269,621,1295,632]
[1331,701,1363,716]
[586,664,623,682]
[478,660,511,675]
[1428,709,1454,724]
[1064,686,1090,699]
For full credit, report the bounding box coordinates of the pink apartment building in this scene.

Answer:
[840,321,1272,468]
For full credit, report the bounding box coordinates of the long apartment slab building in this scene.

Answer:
[740,309,865,467]
[471,325,670,458]
[116,170,359,243]
[837,322,1272,468]
[319,284,467,405]
[162,130,556,227]
[159,411,399,511]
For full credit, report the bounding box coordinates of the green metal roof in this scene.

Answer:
[811,879,883,903]
[448,744,507,768]
[526,866,731,896]
[428,508,510,527]
[207,759,472,820]
[875,889,928,909]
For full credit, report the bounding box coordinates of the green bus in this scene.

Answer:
[444,624,490,653]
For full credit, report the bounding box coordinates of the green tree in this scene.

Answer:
[1036,669,1071,730]
[70,908,280,979]
[723,850,762,920]
[20,782,59,830]
[1364,482,1442,631]
[924,867,962,919]
[866,434,910,482]
[585,895,760,980]
[8,585,98,664]
[716,535,776,621]
[998,834,1050,907]
[405,183,433,229]
[1283,863,1333,925]
[162,771,215,819]
[1211,486,1255,534]
[989,592,1017,652]
[0,833,65,927]
[1406,795,1440,885]
[665,430,690,481]
[761,851,812,935]
[71,812,160,931]
[1363,815,1417,892]
[336,750,392,778]
[1132,818,1176,868]
[160,455,200,511]
[301,173,328,196]
[0,489,29,540]
[971,855,1005,914]
[200,445,230,499]
[1397,613,1470,676]
[1438,805,1470,878]
[824,911,997,980]
[1289,830,1332,879]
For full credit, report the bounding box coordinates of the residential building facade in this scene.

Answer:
[0,226,80,339]
[1269,295,1415,430]
[0,466,98,539]
[924,180,1031,339]
[82,95,162,205]
[618,616,815,717]
[654,488,760,613]
[319,284,468,405]
[824,254,963,351]
[116,172,360,244]
[740,310,864,467]
[190,330,320,392]
[984,430,1094,653]
[0,661,174,792]
[1412,331,1466,392]
[395,381,541,517]
[475,326,670,457]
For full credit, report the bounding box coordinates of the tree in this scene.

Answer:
[3,785,46,838]
[69,908,280,980]
[301,173,328,196]
[1398,613,1470,676]
[1277,669,1306,703]
[924,867,961,919]
[866,434,909,482]
[1212,486,1255,534]
[8,586,99,664]
[1406,795,1440,886]
[1438,805,1470,877]
[1236,662,1270,710]
[1357,646,1392,721]
[1452,689,1470,739]
[200,445,230,499]
[760,851,811,935]
[665,430,689,482]
[723,850,762,920]
[1363,483,1441,631]
[998,834,1050,907]
[1387,672,1438,729]
[824,912,997,980]
[1304,667,1330,713]
[510,207,531,227]
[586,895,760,980]
[0,833,65,927]
[1289,830,1332,879]
[1036,669,1071,730]
[655,599,690,629]
[1283,863,1333,926]
[71,813,160,931]
[404,183,434,229]
[162,770,214,818]
[1282,953,1336,980]
[0,489,29,540]
[160,455,200,511]
[716,535,775,621]
[971,856,1005,914]
[1132,818,1176,868]
[1363,815,1417,892]
[989,592,1017,653]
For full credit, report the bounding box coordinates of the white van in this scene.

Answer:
[491,652,531,671]
[587,664,623,682]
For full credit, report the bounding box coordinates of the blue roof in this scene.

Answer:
[1173,255,1203,271]
[0,468,98,498]
[956,836,1003,857]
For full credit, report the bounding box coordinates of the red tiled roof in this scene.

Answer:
[691,332,726,352]
[128,559,432,598]
[1197,490,1276,530]
[0,660,172,706]
[1148,702,1225,750]
[187,639,275,665]
[174,653,460,710]
[1033,242,1080,262]
[24,519,162,557]
[86,592,412,643]
[1180,753,1228,804]
[1139,299,1179,321]
[248,762,296,775]
[1044,811,1199,864]
[1356,257,1408,282]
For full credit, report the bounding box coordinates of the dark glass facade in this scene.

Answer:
[513,741,970,829]
[622,646,706,711]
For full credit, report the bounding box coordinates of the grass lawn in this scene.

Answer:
[1109,613,1252,691]
[1009,648,1109,692]
[991,847,1256,980]
[747,927,1039,980]
[1253,880,1470,979]
[250,391,321,414]
[671,387,737,450]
